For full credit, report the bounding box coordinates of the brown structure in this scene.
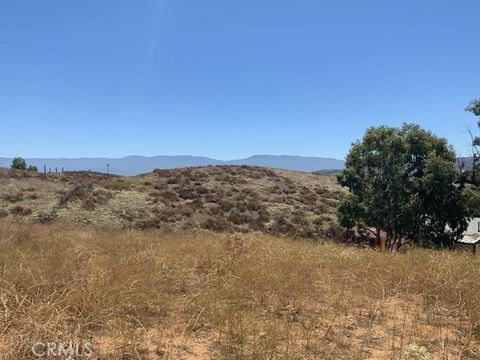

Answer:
[456,234,480,256]
[455,218,480,256]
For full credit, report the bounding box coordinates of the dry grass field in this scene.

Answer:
[1,221,479,359]
[0,166,344,238]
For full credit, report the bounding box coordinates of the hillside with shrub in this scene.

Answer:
[0,165,345,238]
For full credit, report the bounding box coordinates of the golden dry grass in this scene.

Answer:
[0,221,479,359]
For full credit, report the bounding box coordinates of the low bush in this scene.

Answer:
[10,205,32,216]
[201,216,231,232]
[2,193,24,203]
[36,210,58,224]
[58,184,113,210]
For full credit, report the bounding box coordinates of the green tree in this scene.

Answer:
[462,186,480,217]
[460,98,480,216]
[466,98,480,117]
[462,99,480,185]
[27,165,38,172]
[11,157,27,170]
[338,124,467,250]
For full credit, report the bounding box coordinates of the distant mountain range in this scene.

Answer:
[0,155,345,176]
[458,157,475,169]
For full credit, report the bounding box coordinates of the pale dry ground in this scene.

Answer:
[0,166,344,238]
[1,221,479,359]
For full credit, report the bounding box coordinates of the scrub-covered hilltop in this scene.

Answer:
[0,165,345,237]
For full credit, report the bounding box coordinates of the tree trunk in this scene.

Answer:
[378,228,386,251]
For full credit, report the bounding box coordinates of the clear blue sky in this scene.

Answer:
[1,0,479,160]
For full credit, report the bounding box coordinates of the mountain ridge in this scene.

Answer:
[0,155,345,176]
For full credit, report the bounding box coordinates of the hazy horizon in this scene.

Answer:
[0,154,346,175]
[0,153,345,161]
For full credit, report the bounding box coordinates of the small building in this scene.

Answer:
[456,218,480,256]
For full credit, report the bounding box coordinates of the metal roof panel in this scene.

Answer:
[458,234,480,244]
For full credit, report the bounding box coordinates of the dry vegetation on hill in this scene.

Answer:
[0,166,344,238]
[0,221,479,359]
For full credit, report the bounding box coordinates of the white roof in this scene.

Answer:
[458,218,480,244]
[458,234,480,245]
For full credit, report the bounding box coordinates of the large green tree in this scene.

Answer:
[338,124,467,250]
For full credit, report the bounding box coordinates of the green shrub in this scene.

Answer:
[36,210,58,224]
[10,157,27,170]
[10,205,32,216]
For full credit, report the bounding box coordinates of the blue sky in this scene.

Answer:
[1,0,479,160]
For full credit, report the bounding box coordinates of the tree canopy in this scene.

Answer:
[466,98,480,117]
[11,157,27,171]
[338,124,467,250]
[461,98,480,186]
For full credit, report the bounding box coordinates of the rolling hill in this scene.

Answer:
[0,165,345,238]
